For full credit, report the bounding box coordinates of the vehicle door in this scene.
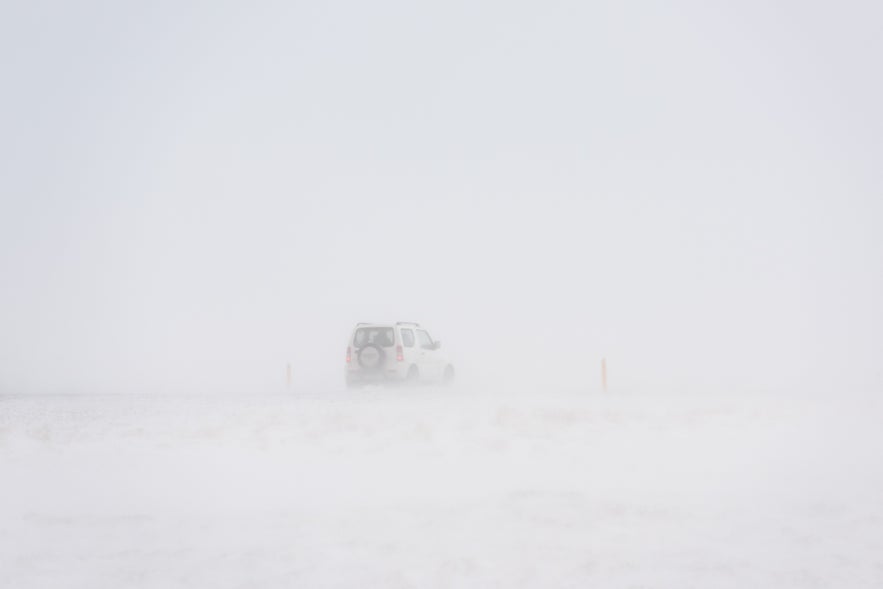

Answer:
[415,328,441,380]
[399,327,418,367]
[352,326,396,371]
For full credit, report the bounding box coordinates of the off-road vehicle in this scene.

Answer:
[345,322,454,387]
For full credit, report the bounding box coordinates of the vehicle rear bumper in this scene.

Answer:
[345,367,407,385]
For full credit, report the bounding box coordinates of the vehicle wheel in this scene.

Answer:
[443,365,455,386]
[406,365,419,384]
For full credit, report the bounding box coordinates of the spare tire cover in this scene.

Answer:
[357,344,385,370]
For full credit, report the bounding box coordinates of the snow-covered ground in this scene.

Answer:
[1,389,882,588]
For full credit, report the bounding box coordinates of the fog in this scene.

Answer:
[4,4,883,587]
[2,1,882,396]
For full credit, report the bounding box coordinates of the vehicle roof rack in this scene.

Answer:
[396,321,420,326]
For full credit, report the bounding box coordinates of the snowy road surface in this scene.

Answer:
[1,389,882,588]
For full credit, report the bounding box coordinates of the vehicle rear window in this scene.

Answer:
[353,327,395,348]
[401,328,415,347]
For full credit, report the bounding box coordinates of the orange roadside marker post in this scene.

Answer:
[601,358,607,393]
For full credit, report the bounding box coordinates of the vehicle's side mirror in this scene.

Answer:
[433,341,442,350]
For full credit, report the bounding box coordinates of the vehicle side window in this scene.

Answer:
[416,330,433,349]
[401,329,415,348]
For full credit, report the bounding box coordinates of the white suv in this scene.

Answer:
[345,322,454,387]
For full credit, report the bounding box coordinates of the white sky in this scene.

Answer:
[1,0,881,394]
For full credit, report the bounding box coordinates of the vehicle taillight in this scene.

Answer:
[346,346,352,363]
[396,345,404,362]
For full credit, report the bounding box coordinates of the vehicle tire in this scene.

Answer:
[443,365,455,386]
[357,344,385,370]
[406,365,419,384]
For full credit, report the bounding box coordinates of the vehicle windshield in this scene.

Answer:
[353,327,395,348]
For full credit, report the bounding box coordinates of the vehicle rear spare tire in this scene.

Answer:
[357,344,385,370]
